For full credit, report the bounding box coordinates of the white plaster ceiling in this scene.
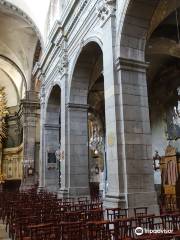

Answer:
[5,0,51,39]
[0,2,43,106]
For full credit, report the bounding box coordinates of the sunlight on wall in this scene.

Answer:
[6,0,51,40]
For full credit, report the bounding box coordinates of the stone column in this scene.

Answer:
[99,2,127,207]
[21,90,40,189]
[99,1,158,212]
[38,85,46,190]
[58,77,69,197]
[66,103,90,196]
[116,58,158,213]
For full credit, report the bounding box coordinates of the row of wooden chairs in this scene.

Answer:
[0,190,180,240]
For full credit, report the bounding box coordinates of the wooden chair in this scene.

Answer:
[87,220,111,240]
[57,221,85,240]
[106,208,128,221]
[113,218,133,240]
[134,207,148,217]
[85,209,104,222]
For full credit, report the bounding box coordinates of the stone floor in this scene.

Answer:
[0,221,11,240]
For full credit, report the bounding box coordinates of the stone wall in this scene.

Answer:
[33,0,158,210]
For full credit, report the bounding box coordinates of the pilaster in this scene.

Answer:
[99,0,127,207]
[116,57,159,214]
[38,84,46,190]
[66,102,90,197]
[20,90,40,189]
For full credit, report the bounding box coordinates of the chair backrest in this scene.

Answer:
[113,218,133,240]
[134,207,148,217]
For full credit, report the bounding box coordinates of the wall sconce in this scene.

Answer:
[95,165,99,174]
[27,166,34,176]
[153,151,161,171]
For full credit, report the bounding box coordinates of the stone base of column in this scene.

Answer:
[57,188,69,198]
[127,191,159,216]
[57,187,90,199]
[103,194,127,208]
[69,187,90,197]
[20,176,35,190]
[103,191,159,215]
[37,186,45,193]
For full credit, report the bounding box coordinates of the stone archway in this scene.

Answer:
[45,85,61,191]
[116,0,163,213]
[118,0,180,212]
[68,42,105,197]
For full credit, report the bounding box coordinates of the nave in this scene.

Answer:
[0,189,180,240]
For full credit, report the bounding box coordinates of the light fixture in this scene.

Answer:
[153,151,161,171]
[27,166,33,176]
[55,144,62,188]
[89,124,103,155]
[95,165,99,174]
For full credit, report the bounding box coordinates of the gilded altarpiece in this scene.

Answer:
[2,145,23,180]
[160,145,180,209]
[0,87,23,182]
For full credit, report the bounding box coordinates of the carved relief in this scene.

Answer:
[97,0,116,22]
[58,49,68,75]
[40,85,45,105]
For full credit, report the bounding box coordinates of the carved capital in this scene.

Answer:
[40,85,45,105]
[97,0,116,22]
[58,49,68,75]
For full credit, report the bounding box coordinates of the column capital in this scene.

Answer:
[96,0,116,25]
[116,57,149,73]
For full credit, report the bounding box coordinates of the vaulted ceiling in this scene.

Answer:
[146,1,180,110]
[0,1,42,107]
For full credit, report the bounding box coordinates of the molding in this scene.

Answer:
[48,20,63,45]
[116,57,149,73]
[44,124,61,130]
[33,0,90,78]
[3,143,23,155]
[33,0,100,81]
[66,103,89,110]
[65,0,88,36]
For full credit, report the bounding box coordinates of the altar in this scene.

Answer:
[160,145,180,211]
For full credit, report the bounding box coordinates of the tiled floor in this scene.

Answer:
[0,221,10,240]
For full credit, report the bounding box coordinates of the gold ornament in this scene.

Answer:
[0,86,8,142]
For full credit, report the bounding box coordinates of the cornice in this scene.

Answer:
[65,0,88,36]
[34,0,89,75]
[3,143,23,155]
[116,57,149,73]
[33,0,103,82]
[66,103,89,110]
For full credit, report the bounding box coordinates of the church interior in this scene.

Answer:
[0,0,180,239]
